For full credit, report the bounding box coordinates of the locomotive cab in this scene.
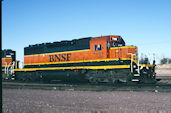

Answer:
[109,36,125,47]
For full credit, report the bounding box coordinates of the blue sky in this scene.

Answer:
[2,0,171,65]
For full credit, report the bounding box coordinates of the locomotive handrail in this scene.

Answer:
[10,61,15,74]
[137,59,140,74]
[4,62,7,74]
[6,62,11,76]
[127,53,135,73]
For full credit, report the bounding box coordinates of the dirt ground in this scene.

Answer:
[2,88,171,113]
[156,64,171,76]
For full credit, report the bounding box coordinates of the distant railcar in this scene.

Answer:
[2,49,18,79]
[2,35,156,83]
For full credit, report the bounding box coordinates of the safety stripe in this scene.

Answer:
[14,65,130,71]
[110,46,136,49]
[2,65,12,67]
[141,64,153,67]
[2,57,12,59]
[24,49,90,57]
[24,58,131,66]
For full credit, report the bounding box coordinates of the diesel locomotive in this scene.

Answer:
[2,35,156,83]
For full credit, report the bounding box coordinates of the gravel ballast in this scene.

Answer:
[2,88,171,113]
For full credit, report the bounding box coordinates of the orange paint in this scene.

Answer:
[2,58,12,66]
[24,35,137,65]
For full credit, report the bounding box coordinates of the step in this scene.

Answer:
[134,74,140,76]
[132,79,140,82]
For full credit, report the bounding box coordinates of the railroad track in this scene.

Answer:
[2,80,171,92]
[156,75,171,80]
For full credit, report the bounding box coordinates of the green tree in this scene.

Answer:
[168,59,171,64]
[160,58,168,64]
[139,57,150,64]
[139,58,144,64]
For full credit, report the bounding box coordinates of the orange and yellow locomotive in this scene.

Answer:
[2,35,156,83]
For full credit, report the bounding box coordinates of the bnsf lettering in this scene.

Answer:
[49,53,71,62]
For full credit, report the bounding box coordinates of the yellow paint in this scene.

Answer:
[132,53,138,65]
[110,46,136,50]
[14,65,130,72]
[2,57,12,59]
[2,65,12,67]
[141,64,153,67]
[24,58,131,65]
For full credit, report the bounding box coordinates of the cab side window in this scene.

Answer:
[94,45,102,51]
